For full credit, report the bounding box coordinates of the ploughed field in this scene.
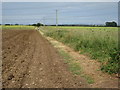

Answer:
[2,29,88,88]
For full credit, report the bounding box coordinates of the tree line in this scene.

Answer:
[1,21,118,27]
[105,21,117,27]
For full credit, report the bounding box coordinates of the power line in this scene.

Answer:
[3,7,117,25]
[3,12,115,21]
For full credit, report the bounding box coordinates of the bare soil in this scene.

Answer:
[2,30,89,88]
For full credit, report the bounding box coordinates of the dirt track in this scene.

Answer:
[2,30,89,88]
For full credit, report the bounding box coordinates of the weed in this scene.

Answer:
[58,49,94,84]
[81,74,94,84]
[42,26,118,74]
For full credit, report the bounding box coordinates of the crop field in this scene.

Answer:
[2,26,90,88]
[41,26,118,74]
[2,25,34,30]
[2,26,118,88]
[2,1,119,88]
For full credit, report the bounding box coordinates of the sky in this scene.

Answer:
[1,2,119,25]
[1,0,120,2]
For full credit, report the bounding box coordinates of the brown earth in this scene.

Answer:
[2,30,89,88]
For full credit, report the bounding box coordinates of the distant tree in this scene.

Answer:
[36,23,43,27]
[36,23,40,27]
[112,21,117,27]
[105,21,117,27]
[5,24,11,26]
[32,24,37,26]
[15,24,19,25]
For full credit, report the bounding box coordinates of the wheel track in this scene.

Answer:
[2,30,34,87]
[2,30,26,44]
[2,31,30,71]
[21,31,88,88]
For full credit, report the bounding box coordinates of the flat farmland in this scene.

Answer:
[2,26,118,88]
[2,29,88,88]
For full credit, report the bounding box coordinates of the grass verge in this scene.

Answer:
[42,26,118,74]
[58,49,94,84]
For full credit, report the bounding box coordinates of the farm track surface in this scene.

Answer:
[2,30,89,88]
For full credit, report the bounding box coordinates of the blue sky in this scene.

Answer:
[2,2,118,25]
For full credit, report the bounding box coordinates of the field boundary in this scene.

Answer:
[39,30,118,88]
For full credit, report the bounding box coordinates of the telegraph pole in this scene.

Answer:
[56,10,58,26]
